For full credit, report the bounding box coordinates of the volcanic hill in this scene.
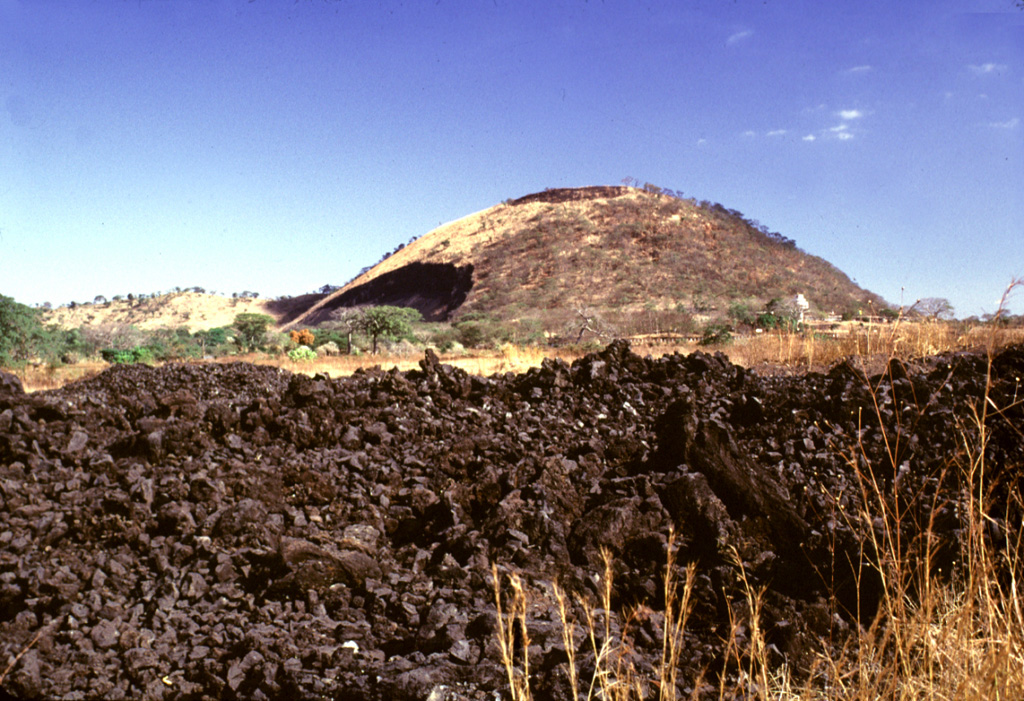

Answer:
[286,186,888,335]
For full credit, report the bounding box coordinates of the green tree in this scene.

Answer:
[193,327,231,356]
[728,301,754,327]
[354,306,422,354]
[233,313,275,350]
[0,294,45,366]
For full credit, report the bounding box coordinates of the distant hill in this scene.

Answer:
[41,291,324,333]
[286,186,889,336]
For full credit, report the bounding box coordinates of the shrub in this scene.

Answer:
[425,325,461,352]
[699,323,733,346]
[287,345,317,362]
[728,301,754,327]
[453,312,515,349]
[191,327,233,356]
[100,347,155,364]
[455,321,490,348]
[312,329,351,354]
[263,332,291,355]
[756,311,798,331]
[289,329,316,346]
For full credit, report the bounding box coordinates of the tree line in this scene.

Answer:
[0,295,432,367]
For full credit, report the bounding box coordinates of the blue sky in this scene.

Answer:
[2,0,1021,317]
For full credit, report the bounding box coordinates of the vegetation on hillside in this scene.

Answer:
[314,185,892,340]
[460,187,886,333]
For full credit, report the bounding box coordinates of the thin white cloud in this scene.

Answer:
[727,29,754,46]
[969,63,1007,75]
[807,123,857,141]
[846,65,872,74]
[766,129,787,136]
[837,109,863,120]
[742,130,757,137]
[988,117,1019,129]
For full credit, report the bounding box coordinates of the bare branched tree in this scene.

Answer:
[914,297,955,321]
[327,308,361,354]
[570,307,616,343]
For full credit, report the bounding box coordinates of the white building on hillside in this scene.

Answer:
[794,293,809,322]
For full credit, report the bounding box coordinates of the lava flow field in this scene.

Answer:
[1,341,1022,700]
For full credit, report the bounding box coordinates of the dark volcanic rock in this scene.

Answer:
[0,344,1021,700]
[0,370,24,398]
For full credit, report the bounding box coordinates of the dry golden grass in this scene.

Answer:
[39,292,282,333]
[714,322,1024,373]
[237,343,584,380]
[260,319,1022,382]
[14,361,108,393]
[9,345,581,393]
[495,540,700,701]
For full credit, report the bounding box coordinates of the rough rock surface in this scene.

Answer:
[0,344,1021,700]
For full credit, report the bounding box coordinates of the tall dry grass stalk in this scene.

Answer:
[495,537,700,701]
[659,532,697,701]
[493,565,533,701]
[719,546,776,700]
[805,278,1024,701]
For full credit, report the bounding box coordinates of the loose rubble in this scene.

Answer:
[1,342,1021,700]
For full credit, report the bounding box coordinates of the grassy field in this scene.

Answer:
[726,319,1024,372]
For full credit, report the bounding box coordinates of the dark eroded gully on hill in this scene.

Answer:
[1,341,1022,700]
